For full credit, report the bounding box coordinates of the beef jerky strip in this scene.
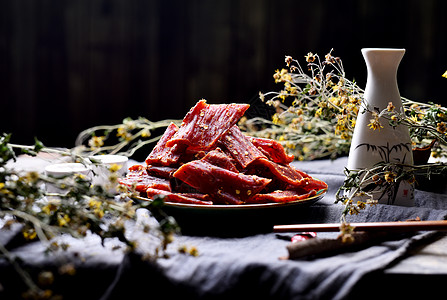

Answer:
[248,136,295,165]
[201,147,239,173]
[173,160,271,205]
[220,125,267,169]
[146,188,213,205]
[119,165,171,192]
[166,100,250,151]
[145,122,183,167]
[146,165,176,179]
[247,189,317,204]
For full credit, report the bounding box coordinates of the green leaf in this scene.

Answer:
[34,137,45,153]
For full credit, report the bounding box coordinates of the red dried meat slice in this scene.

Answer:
[146,165,176,179]
[181,193,212,202]
[173,160,271,204]
[295,177,328,192]
[169,176,200,193]
[201,148,239,172]
[248,136,295,165]
[145,122,183,166]
[220,125,266,169]
[119,165,171,192]
[248,158,311,188]
[247,189,317,204]
[179,148,207,163]
[166,100,250,150]
[146,188,213,205]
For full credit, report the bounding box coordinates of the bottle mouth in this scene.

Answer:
[362,48,405,53]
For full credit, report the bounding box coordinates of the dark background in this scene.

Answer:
[1,0,446,149]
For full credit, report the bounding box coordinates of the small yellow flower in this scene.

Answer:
[285,83,298,95]
[58,214,71,227]
[340,132,350,140]
[178,245,187,254]
[117,126,132,141]
[273,69,291,83]
[386,102,395,112]
[75,173,87,180]
[371,174,382,184]
[42,202,59,215]
[141,129,151,138]
[339,222,355,243]
[89,199,102,209]
[0,182,11,195]
[109,164,122,173]
[308,88,317,96]
[410,103,420,110]
[368,112,383,131]
[279,90,288,101]
[88,136,105,149]
[349,95,361,105]
[339,96,348,105]
[95,208,105,219]
[23,229,37,240]
[357,200,366,210]
[305,52,316,63]
[408,115,418,123]
[384,171,396,183]
[123,119,136,130]
[368,119,383,131]
[188,246,199,257]
[285,142,296,150]
[329,96,339,106]
[437,122,447,134]
[337,87,347,97]
[325,53,336,64]
[273,69,281,82]
[442,70,447,78]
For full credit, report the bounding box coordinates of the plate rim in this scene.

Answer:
[133,188,327,211]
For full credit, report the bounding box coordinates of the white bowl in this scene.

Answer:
[44,163,91,194]
[45,163,90,178]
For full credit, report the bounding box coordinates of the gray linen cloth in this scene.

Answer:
[2,156,447,299]
[102,157,447,300]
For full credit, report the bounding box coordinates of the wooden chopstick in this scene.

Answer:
[273,220,447,233]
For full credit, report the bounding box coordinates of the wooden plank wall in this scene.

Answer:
[0,0,446,148]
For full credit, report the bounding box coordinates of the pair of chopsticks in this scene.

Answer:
[273,220,447,233]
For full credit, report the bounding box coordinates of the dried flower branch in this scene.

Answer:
[243,50,447,231]
[0,128,180,298]
[241,49,363,161]
[74,117,181,157]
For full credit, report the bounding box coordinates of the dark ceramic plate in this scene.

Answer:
[134,187,327,236]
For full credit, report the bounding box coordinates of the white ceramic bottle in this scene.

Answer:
[347,48,414,206]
